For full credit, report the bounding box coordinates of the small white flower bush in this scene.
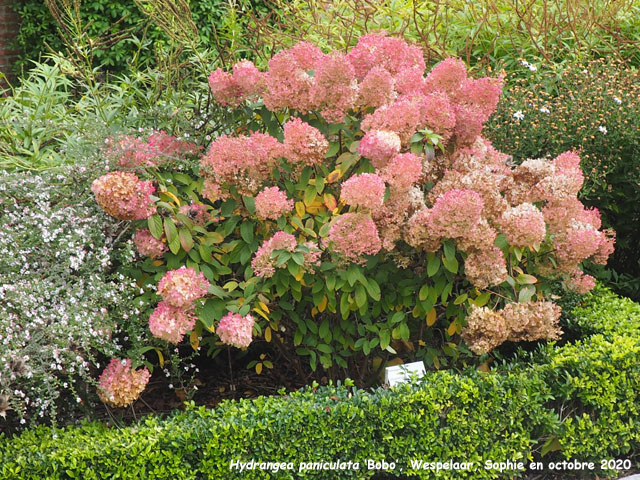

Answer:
[0,167,144,427]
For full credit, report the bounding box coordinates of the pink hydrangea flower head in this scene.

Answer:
[394,66,426,96]
[357,66,396,108]
[381,153,423,191]
[405,208,441,252]
[157,266,210,308]
[452,104,487,147]
[553,151,582,173]
[251,231,297,278]
[358,130,402,168]
[417,92,457,142]
[201,135,244,178]
[424,57,468,96]
[288,41,325,71]
[508,159,556,204]
[255,186,294,220]
[464,246,508,289]
[360,96,424,144]
[201,132,283,195]
[555,221,603,267]
[347,31,425,80]
[593,228,615,265]
[270,231,298,251]
[461,307,508,355]
[536,170,584,202]
[91,171,155,220]
[283,117,329,167]
[541,198,589,233]
[217,312,255,349]
[327,213,381,263]
[97,358,151,408]
[263,47,317,112]
[104,135,153,168]
[455,76,504,118]
[148,301,197,343]
[232,59,265,97]
[499,203,547,248]
[340,173,386,210]
[566,269,596,294]
[301,241,323,269]
[310,52,358,123]
[134,229,167,259]
[529,151,584,203]
[106,131,199,169]
[430,189,484,239]
[202,177,228,202]
[208,68,245,107]
[456,218,498,252]
[577,206,602,230]
[502,301,562,342]
[147,130,199,158]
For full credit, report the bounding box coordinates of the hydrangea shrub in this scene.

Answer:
[92,32,614,381]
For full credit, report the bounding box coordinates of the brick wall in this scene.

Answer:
[0,0,20,87]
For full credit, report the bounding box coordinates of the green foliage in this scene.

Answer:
[10,0,272,76]
[487,59,640,299]
[249,0,640,71]
[0,50,237,170]
[1,288,638,479]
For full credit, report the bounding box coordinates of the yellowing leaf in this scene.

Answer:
[311,306,318,317]
[318,295,328,313]
[163,191,181,206]
[447,320,458,337]
[295,201,306,217]
[258,301,270,314]
[426,308,437,326]
[478,361,490,373]
[151,259,164,266]
[210,232,225,243]
[295,269,305,282]
[223,281,238,291]
[190,330,200,351]
[253,308,269,321]
[323,193,338,210]
[326,169,342,183]
[255,363,263,374]
[264,327,272,342]
[155,348,164,368]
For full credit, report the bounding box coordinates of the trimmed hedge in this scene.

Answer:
[0,288,638,479]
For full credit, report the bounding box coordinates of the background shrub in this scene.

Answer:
[0,164,151,429]
[10,0,272,76]
[246,0,640,71]
[0,287,637,479]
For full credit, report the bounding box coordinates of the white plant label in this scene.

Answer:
[384,361,426,387]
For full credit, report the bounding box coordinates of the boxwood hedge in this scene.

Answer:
[0,287,638,479]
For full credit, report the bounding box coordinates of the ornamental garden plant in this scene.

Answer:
[87,32,615,410]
